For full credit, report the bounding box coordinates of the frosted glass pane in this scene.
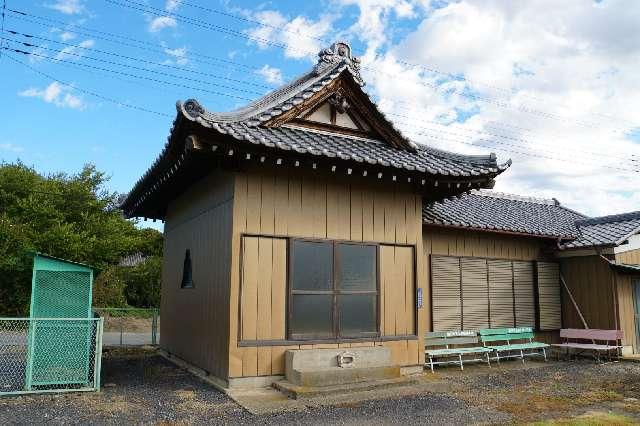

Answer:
[291,241,332,291]
[339,294,377,335]
[337,244,376,291]
[291,295,333,336]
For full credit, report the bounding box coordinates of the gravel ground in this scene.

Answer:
[1,348,639,425]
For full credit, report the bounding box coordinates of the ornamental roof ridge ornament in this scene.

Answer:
[314,41,364,86]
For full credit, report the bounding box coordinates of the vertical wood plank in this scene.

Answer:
[288,176,302,236]
[229,173,247,378]
[312,179,327,238]
[373,189,385,242]
[246,174,262,234]
[350,187,363,241]
[326,182,340,239]
[271,239,287,340]
[260,173,275,234]
[274,173,289,235]
[362,185,374,241]
[241,237,259,341]
[257,238,272,340]
[337,183,351,239]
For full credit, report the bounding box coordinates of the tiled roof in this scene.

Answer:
[122,42,510,219]
[423,190,586,238]
[183,115,508,178]
[564,211,640,248]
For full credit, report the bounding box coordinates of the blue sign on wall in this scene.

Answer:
[417,288,423,308]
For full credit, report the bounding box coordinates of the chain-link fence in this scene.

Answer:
[93,308,159,347]
[0,318,103,396]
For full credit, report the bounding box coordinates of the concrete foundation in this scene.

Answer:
[284,347,399,387]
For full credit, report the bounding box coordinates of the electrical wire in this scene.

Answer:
[4,53,172,117]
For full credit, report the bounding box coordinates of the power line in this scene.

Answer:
[98,1,637,134]
[5,53,172,117]
[3,46,254,101]
[3,29,274,91]
[6,9,278,78]
[406,129,639,174]
[3,37,265,97]
[0,0,7,59]
[11,6,636,136]
[142,0,638,128]
[8,48,637,174]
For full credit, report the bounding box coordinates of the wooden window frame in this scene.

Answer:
[287,238,381,341]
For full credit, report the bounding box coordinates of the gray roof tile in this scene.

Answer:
[423,190,586,238]
[564,211,640,248]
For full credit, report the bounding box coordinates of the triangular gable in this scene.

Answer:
[258,42,415,151]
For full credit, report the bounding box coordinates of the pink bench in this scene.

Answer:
[552,329,624,362]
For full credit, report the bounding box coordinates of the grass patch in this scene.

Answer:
[576,390,624,404]
[529,411,637,425]
[496,392,572,419]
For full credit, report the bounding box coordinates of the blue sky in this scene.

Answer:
[1,0,639,225]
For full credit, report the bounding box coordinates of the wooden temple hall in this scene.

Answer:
[122,41,640,388]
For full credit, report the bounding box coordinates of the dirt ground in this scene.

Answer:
[1,347,639,425]
[102,315,160,333]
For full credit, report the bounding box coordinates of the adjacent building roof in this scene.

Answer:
[122,42,509,219]
[422,190,586,239]
[564,211,640,249]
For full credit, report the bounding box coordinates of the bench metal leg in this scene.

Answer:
[520,350,525,364]
[486,352,491,368]
[429,356,434,373]
[459,354,464,371]
[542,348,547,362]
[495,352,501,365]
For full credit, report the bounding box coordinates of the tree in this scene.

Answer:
[0,162,163,315]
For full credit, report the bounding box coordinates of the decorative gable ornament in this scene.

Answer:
[314,41,364,86]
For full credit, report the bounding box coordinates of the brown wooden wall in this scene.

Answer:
[616,249,640,265]
[229,167,424,378]
[559,255,617,330]
[422,226,551,334]
[616,273,638,353]
[161,171,234,379]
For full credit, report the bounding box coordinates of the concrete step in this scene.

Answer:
[273,375,423,400]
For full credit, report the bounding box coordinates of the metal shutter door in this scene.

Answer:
[431,255,462,331]
[513,261,536,327]
[537,261,561,330]
[487,259,515,327]
[461,258,489,330]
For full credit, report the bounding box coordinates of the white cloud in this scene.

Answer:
[337,0,417,51]
[19,82,85,110]
[60,32,76,41]
[355,0,640,216]
[55,39,94,60]
[46,0,84,15]
[0,143,24,153]
[163,46,188,65]
[149,16,177,33]
[165,0,182,12]
[255,64,283,85]
[246,10,334,60]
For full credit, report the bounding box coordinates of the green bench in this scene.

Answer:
[425,330,492,372]
[480,327,549,363]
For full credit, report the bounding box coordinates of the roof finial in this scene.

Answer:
[315,41,364,86]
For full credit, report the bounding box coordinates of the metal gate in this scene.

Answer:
[0,317,103,395]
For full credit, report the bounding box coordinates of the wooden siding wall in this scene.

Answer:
[422,226,549,333]
[229,167,423,378]
[616,273,638,353]
[559,255,616,330]
[161,171,234,380]
[616,249,640,265]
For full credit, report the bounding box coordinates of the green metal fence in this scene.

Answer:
[93,308,159,346]
[0,317,103,396]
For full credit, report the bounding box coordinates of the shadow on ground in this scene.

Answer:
[0,347,639,425]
